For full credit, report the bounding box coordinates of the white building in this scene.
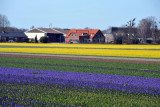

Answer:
[25,28,70,43]
[104,34,114,43]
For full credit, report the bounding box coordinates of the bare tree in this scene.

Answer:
[138,16,157,43]
[6,27,27,32]
[126,18,136,28]
[30,25,35,29]
[125,18,137,43]
[157,20,160,43]
[0,14,10,32]
[148,17,157,43]
[137,19,149,43]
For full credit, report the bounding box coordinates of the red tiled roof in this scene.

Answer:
[66,29,99,38]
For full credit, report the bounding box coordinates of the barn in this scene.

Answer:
[0,32,27,42]
[25,28,65,43]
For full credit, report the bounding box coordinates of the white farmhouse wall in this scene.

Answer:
[104,34,114,43]
[24,33,46,40]
[63,34,67,37]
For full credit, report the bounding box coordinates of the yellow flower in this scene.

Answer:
[0,45,159,58]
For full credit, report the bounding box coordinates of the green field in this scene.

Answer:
[0,56,160,78]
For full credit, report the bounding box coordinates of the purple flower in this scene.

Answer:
[0,67,160,95]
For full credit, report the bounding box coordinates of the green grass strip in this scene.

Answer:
[0,56,160,78]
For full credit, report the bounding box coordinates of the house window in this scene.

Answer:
[2,37,6,41]
[82,33,88,36]
[71,33,77,36]
[9,37,13,40]
[91,34,94,36]
[70,34,74,36]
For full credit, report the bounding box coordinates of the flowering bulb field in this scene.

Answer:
[1,43,160,49]
[0,43,160,58]
[0,43,160,106]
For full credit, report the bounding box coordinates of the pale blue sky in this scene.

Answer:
[0,0,160,30]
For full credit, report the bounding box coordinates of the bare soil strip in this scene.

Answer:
[0,52,160,65]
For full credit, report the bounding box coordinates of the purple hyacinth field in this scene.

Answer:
[0,55,160,106]
[0,67,160,95]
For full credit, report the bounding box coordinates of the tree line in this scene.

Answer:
[137,16,160,44]
[0,14,27,33]
[122,16,160,44]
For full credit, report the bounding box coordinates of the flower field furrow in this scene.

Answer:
[0,67,160,95]
[1,54,160,65]
[1,61,160,73]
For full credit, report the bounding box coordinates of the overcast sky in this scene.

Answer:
[0,0,160,30]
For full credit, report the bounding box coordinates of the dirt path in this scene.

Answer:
[0,52,160,62]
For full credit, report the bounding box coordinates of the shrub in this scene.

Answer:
[40,36,48,43]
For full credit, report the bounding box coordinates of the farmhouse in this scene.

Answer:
[0,32,27,42]
[65,29,105,43]
[25,28,69,43]
[110,27,138,44]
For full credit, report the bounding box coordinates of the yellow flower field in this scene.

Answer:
[0,47,160,58]
[0,43,160,49]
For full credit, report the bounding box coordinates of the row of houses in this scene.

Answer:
[0,27,159,44]
[25,28,109,43]
[0,32,27,42]
[0,28,110,43]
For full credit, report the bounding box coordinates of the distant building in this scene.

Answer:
[55,29,70,37]
[65,29,105,43]
[102,31,114,43]
[25,28,69,43]
[110,27,138,44]
[0,32,27,42]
